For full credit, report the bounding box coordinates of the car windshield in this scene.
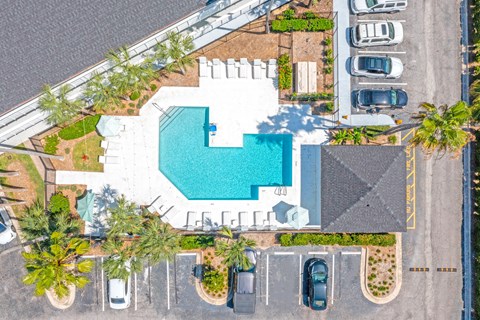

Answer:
[0,224,5,233]
[388,22,395,40]
[111,298,125,304]
[366,0,378,8]
[313,271,327,282]
[384,58,391,73]
[391,90,397,105]
[313,299,326,308]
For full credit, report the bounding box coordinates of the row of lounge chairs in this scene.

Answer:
[198,57,277,80]
[185,210,279,232]
[99,140,121,164]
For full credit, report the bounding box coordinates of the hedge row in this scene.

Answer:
[278,53,292,90]
[279,233,396,247]
[288,92,334,101]
[271,18,334,33]
[58,114,101,140]
[180,235,215,250]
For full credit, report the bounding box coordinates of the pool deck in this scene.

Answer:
[56,59,329,233]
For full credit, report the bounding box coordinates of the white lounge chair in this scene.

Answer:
[202,212,212,232]
[239,58,248,78]
[253,59,262,79]
[98,156,119,164]
[239,211,249,231]
[198,56,208,77]
[186,211,196,231]
[267,59,277,78]
[227,59,236,78]
[267,211,278,231]
[222,211,232,227]
[212,59,221,79]
[254,211,266,231]
[101,140,121,151]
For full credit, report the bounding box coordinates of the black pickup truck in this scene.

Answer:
[233,248,257,315]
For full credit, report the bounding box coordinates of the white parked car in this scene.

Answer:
[351,21,403,47]
[350,55,404,78]
[108,260,132,310]
[0,208,16,245]
[350,0,408,15]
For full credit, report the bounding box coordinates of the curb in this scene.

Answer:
[45,285,76,310]
[360,233,403,304]
[192,251,227,306]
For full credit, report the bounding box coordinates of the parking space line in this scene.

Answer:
[101,257,105,312]
[402,129,415,141]
[298,254,302,305]
[308,251,328,255]
[166,260,170,310]
[176,253,196,256]
[357,19,406,23]
[341,251,361,255]
[358,82,408,86]
[273,251,295,255]
[358,51,406,55]
[134,272,138,311]
[266,254,269,306]
[331,254,335,305]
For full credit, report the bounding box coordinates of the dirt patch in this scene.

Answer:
[2,159,40,210]
[243,232,278,249]
[366,246,397,297]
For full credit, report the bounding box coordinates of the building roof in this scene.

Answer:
[0,0,204,114]
[320,145,406,233]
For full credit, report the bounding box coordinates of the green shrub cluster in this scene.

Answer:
[288,92,333,101]
[58,115,101,140]
[202,269,225,292]
[47,193,70,214]
[44,134,60,155]
[324,101,334,113]
[180,235,215,250]
[271,18,334,33]
[279,233,396,247]
[278,54,292,90]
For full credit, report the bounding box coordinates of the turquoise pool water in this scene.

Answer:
[159,107,293,200]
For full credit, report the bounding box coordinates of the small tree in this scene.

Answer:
[22,232,94,298]
[102,238,142,280]
[215,227,256,270]
[154,31,195,75]
[19,200,49,241]
[106,195,143,238]
[83,72,123,112]
[39,84,83,126]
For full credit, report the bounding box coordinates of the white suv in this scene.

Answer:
[351,21,403,48]
[351,0,408,15]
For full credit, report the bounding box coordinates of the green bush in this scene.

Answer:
[180,235,215,250]
[202,269,225,292]
[324,37,332,46]
[324,66,333,74]
[307,18,334,32]
[289,92,333,101]
[278,54,292,90]
[282,8,295,20]
[271,18,334,32]
[303,11,317,19]
[44,134,60,155]
[279,233,396,247]
[324,102,334,113]
[130,91,141,101]
[127,109,135,115]
[48,193,70,214]
[58,115,101,140]
[150,84,158,91]
[388,135,398,144]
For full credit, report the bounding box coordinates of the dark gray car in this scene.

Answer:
[233,248,257,315]
[308,259,328,311]
[356,88,408,110]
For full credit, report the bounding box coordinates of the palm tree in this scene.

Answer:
[19,201,49,241]
[102,238,142,280]
[136,216,181,265]
[215,227,256,270]
[154,31,195,75]
[38,84,83,126]
[351,128,363,145]
[331,129,350,145]
[411,101,473,156]
[106,46,156,98]
[22,232,94,298]
[83,72,122,112]
[106,195,143,238]
[470,79,480,104]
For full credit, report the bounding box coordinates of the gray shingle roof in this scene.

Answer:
[320,145,406,233]
[0,0,204,114]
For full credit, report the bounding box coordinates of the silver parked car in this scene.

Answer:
[351,21,403,48]
[350,55,403,79]
[350,0,408,15]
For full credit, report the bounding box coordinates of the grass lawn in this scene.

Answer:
[72,135,104,172]
[0,144,45,208]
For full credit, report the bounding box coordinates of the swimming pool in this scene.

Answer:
[159,107,292,200]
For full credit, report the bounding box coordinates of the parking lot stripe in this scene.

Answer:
[358,51,406,55]
[357,19,406,23]
[331,254,335,305]
[308,251,328,255]
[176,253,196,256]
[341,251,361,255]
[298,254,302,305]
[101,257,105,312]
[134,272,138,311]
[358,82,408,86]
[266,254,269,306]
[167,260,171,310]
[273,251,295,255]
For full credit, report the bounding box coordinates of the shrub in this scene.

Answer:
[65,147,70,154]
[324,37,332,46]
[279,233,396,247]
[324,66,333,74]
[325,57,334,65]
[127,109,135,115]
[388,135,398,144]
[282,8,295,20]
[278,54,292,90]
[289,92,333,101]
[58,115,101,140]
[48,193,70,214]
[202,269,225,292]
[150,84,158,91]
[130,91,141,100]
[44,134,60,155]
[271,18,334,32]
[180,235,215,250]
[324,102,334,113]
[128,103,135,108]
[303,11,317,19]
[308,18,334,31]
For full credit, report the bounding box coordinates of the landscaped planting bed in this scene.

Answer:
[279,233,396,247]
[366,247,396,297]
[202,247,228,299]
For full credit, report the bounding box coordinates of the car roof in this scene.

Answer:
[237,272,255,294]
[313,282,327,300]
[360,22,389,39]
[109,279,126,298]
[358,56,387,72]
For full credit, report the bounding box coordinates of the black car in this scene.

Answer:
[356,88,408,110]
[308,259,328,311]
[233,248,257,315]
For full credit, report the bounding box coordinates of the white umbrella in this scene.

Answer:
[285,206,309,230]
[96,116,121,137]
